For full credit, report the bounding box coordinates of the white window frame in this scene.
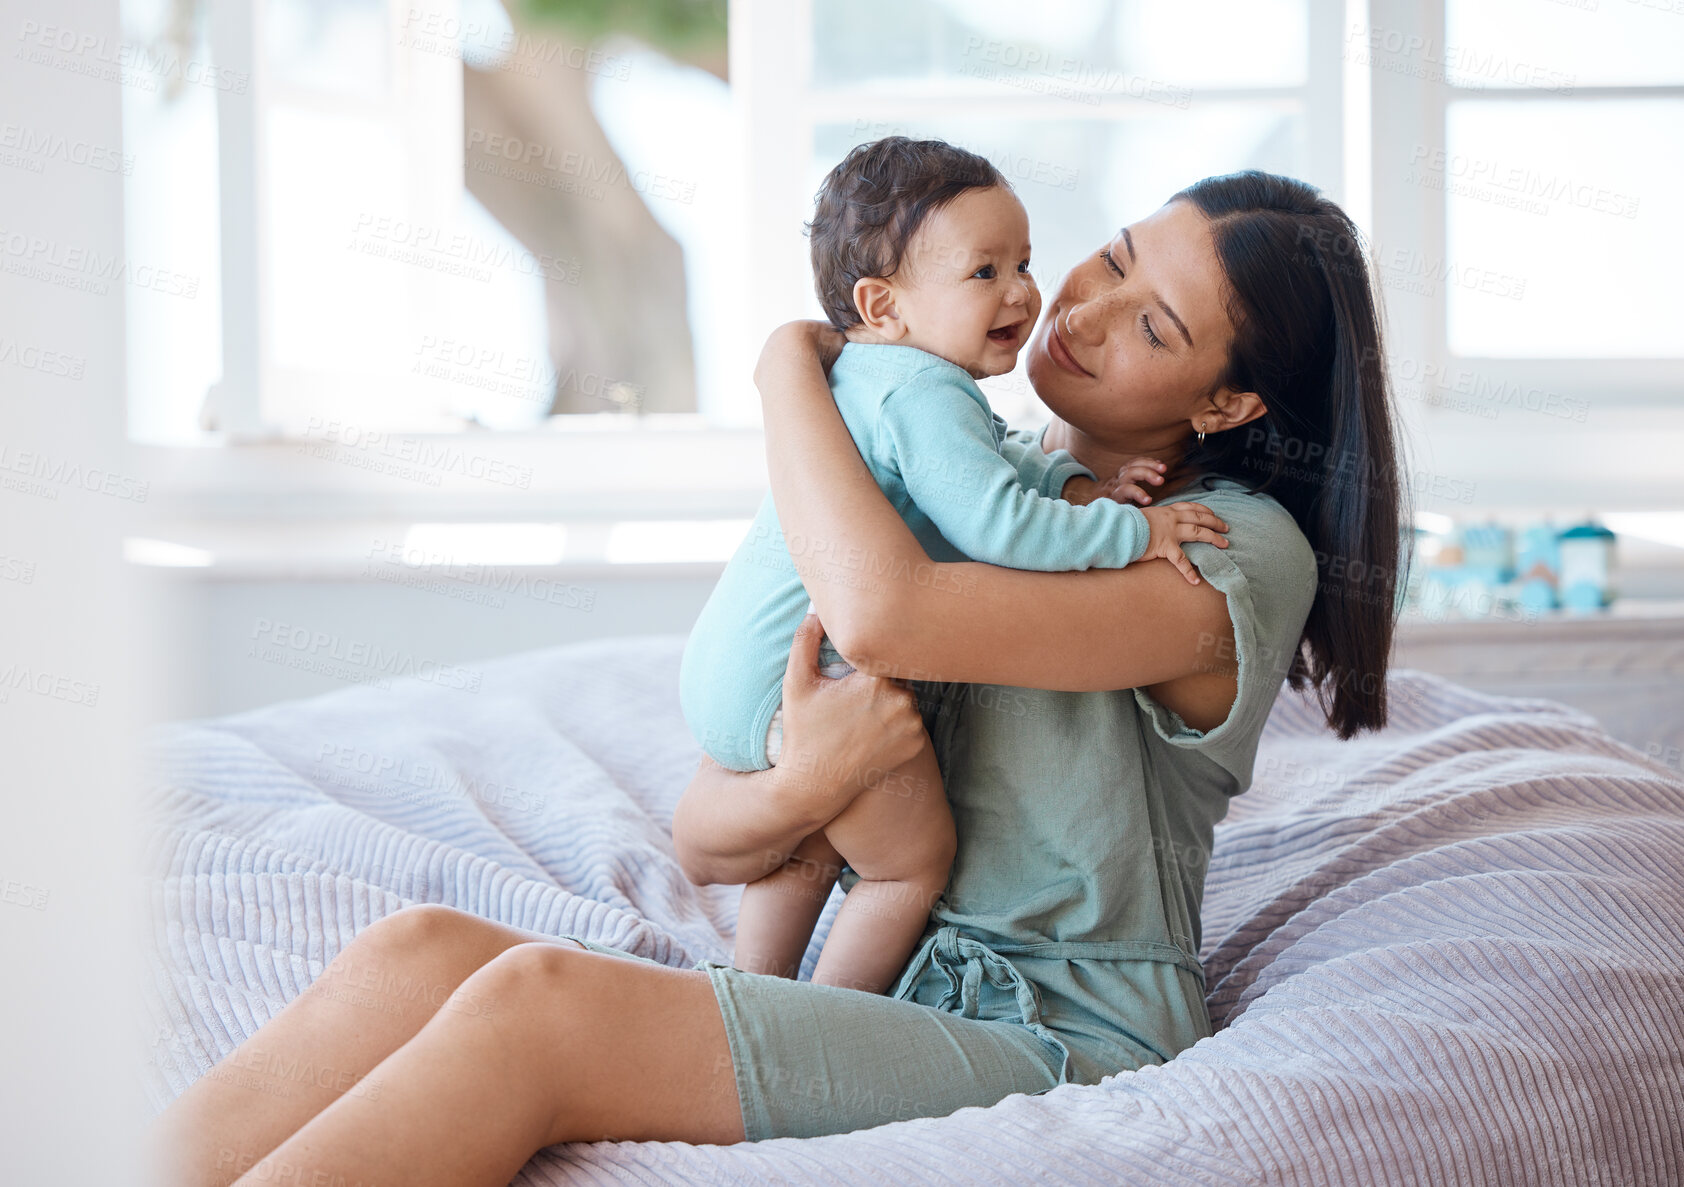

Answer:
[138,0,766,525]
[164,2,1599,527]
[1366,0,1684,508]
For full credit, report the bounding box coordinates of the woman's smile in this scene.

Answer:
[1046,312,1093,377]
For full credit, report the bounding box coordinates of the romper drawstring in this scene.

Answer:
[897,924,1207,1025]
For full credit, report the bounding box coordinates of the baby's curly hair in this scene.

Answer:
[806,136,1007,330]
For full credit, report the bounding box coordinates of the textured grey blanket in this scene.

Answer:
[141,636,1684,1184]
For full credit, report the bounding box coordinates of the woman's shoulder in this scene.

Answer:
[1129,475,1319,775]
[1159,474,1319,687]
[1171,473,1296,525]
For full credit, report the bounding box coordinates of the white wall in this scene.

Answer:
[164,572,716,717]
[0,0,154,1179]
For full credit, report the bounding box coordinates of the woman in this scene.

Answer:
[150,171,1402,1187]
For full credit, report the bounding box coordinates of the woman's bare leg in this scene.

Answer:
[147,904,590,1187]
[812,739,953,994]
[224,942,743,1187]
[731,829,844,978]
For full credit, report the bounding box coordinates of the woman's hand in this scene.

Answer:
[771,613,929,827]
[753,320,848,393]
[670,613,930,887]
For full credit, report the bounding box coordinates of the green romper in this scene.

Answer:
[574,476,1318,1140]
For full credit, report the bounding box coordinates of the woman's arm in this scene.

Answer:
[755,322,1236,696]
[672,614,928,885]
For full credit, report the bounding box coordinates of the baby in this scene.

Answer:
[677,136,1216,994]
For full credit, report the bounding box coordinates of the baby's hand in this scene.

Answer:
[1101,457,1170,505]
[1061,457,1168,507]
[1139,502,1229,585]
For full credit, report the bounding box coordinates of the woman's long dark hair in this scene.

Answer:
[1172,171,1406,739]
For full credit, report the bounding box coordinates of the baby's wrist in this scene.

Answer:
[1061,474,1100,505]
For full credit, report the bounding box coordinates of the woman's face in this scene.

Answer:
[1027,200,1239,440]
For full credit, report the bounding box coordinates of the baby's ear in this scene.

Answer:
[851,277,905,340]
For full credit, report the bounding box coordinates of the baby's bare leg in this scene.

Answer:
[812,739,953,994]
[730,830,844,978]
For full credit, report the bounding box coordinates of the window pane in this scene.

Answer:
[816,108,1304,421]
[1445,0,1684,89]
[1443,99,1684,358]
[266,106,552,430]
[590,45,744,423]
[813,0,1306,92]
[266,0,391,98]
[120,19,223,444]
[267,106,409,376]
[1113,0,1306,89]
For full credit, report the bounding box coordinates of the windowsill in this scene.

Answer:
[122,511,756,579]
[1395,598,1684,688]
[129,554,733,582]
[130,404,1684,518]
[123,407,1684,575]
[1399,596,1684,632]
[133,420,771,520]
[183,411,722,444]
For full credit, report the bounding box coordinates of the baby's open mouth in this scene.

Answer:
[987,324,1021,344]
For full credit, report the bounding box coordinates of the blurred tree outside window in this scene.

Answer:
[473,0,728,416]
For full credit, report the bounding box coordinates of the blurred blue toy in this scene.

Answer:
[1559,520,1616,612]
[1459,521,1514,585]
[1515,522,1560,612]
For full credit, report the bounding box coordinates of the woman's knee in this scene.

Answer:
[479,938,573,977]
[322,903,522,997]
[355,906,591,969]
[351,902,481,957]
[438,943,736,1146]
[465,941,662,1021]
[456,942,604,1039]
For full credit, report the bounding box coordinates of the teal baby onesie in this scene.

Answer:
[679,342,1152,772]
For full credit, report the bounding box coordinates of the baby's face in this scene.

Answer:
[887,186,1041,379]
